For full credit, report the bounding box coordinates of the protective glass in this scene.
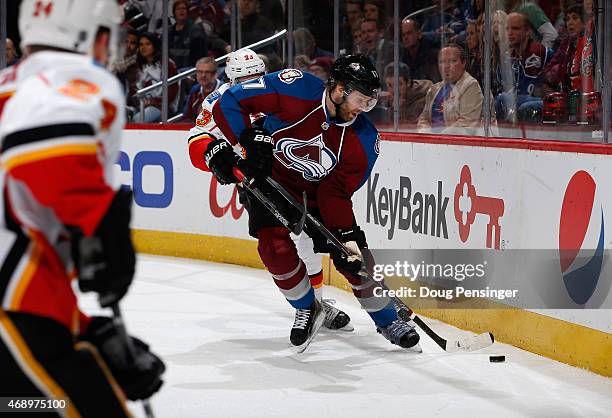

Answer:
[343,89,379,112]
[110,25,128,67]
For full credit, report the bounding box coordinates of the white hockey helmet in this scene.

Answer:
[19,0,122,60]
[225,48,266,85]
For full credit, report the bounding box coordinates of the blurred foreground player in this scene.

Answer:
[207,54,420,349]
[188,48,353,332]
[0,1,164,416]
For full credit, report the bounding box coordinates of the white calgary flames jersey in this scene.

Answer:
[189,82,231,143]
[187,82,264,171]
[0,51,125,331]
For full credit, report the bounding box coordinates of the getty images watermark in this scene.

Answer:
[366,249,612,309]
[367,250,520,304]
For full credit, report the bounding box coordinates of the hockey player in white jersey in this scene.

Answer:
[0,1,164,415]
[187,48,353,334]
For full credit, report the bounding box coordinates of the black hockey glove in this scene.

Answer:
[81,317,165,400]
[205,138,241,185]
[329,224,368,277]
[70,189,135,308]
[238,127,274,181]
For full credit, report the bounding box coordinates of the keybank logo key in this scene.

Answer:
[366,173,449,240]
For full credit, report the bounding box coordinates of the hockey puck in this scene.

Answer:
[489,355,505,363]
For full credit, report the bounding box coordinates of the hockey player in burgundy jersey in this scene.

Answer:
[207,54,420,350]
[0,1,164,414]
[188,48,353,333]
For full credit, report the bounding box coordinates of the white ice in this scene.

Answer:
[80,255,612,418]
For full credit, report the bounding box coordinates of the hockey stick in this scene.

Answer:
[111,304,155,418]
[258,175,494,353]
[233,170,307,235]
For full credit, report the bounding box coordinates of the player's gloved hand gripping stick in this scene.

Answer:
[233,168,495,353]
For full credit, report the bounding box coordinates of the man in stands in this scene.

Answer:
[417,44,484,134]
[400,18,440,82]
[183,57,222,123]
[495,12,551,123]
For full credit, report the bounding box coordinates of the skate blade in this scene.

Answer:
[404,342,422,353]
[296,311,325,354]
[335,323,354,332]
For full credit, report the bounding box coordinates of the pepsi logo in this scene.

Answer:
[559,170,604,305]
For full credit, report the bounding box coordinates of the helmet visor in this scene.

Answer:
[343,89,379,112]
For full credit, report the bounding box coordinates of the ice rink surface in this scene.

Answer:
[81,255,612,418]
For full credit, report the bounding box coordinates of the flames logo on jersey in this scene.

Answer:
[274,134,338,181]
[196,109,213,127]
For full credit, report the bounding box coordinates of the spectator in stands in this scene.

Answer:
[111,29,139,93]
[581,0,597,93]
[491,10,511,97]
[543,4,586,94]
[401,18,440,82]
[495,12,551,123]
[221,0,274,52]
[584,0,597,30]
[182,57,222,122]
[364,0,389,33]
[293,27,334,60]
[465,19,481,86]
[169,0,208,72]
[307,56,334,81]
[420,0,463,45]
[6,38,19,67]
[505,0,558,48]
[293,54,312,72]
[417,44,484,134]
[352,24,364,53]
[187,0,227,35]
[341,0,364,53]
[259,0,285,31]
[383,62,432,125]
[128,32,179,123]
[124,0,174,36]
[360,18,394,78]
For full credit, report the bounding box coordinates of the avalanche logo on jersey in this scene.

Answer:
[278,69,303,84]
[558,170,605,305]
[524,53,542,69]
[274,134,338,181]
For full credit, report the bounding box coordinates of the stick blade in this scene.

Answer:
[445,332,494,353]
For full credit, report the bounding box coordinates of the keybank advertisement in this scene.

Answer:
[352,140,612,332]
[120,129,251,240]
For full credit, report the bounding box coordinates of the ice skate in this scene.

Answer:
[377,319,422,352]
[321,299,354,331]
[290,299,325,353]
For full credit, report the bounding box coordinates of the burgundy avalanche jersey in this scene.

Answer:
[213,69,379,230]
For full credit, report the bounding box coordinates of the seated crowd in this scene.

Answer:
[4,0,601,129]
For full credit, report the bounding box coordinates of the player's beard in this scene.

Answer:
[338,102,359,123]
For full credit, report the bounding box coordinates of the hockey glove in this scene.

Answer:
[205,138,241,185]
[329,225,368,277]
[71,189,135,307]
[238,127,274,180]
[81,316,165,400]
